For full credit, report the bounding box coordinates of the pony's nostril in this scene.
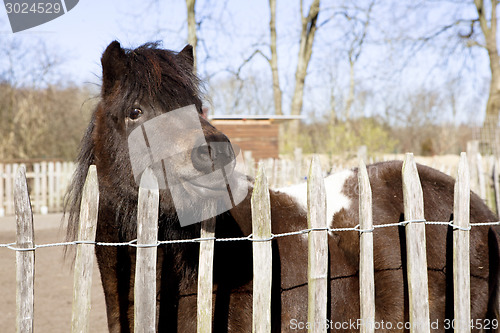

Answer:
[191,134,235,173]
[191,144,212,173]
[210,142,235,171]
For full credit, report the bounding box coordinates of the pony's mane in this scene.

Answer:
[64,42,205,245]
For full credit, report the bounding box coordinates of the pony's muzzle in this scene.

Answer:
[191,134,235,174]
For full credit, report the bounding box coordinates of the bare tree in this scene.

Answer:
[387,0,500,152]
[186,0,198,73]
[343,1,375,121]
[288,0,320,138]
[473,0,500,149]
[269,0,283,116]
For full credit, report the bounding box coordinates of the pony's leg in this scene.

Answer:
[95,244,134,333]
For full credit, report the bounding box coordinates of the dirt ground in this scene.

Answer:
[0,213,108,332]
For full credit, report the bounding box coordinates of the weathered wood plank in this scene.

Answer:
[251,163,272,333]
[15,166,35,333]
[294,148,303,184]
[134,169,159,333]
[55,161,62,210]
[357,145,367,164]
[197,217,216,333]
[476,153,486,201]
[71,165,99,333]
[494,157,500,216]
[0,163,4,216]
[41,162,48,213]
[466,141,480,196]
[358,159,375,333]
[402,153,430,333]
[48,162,55,210]
[6,164,13,215]
[307,155,328,333]
[33,163,41,213]
[453,153,471,333]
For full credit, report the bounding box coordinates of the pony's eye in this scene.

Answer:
[128,108,143,120]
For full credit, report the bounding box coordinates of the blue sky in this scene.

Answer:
[0,0,277,84]
[1,0,196,83]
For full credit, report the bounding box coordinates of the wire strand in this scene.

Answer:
[1,220,498,251]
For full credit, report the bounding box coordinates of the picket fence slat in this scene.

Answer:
[197,217,216,333]
[15,166,34,333]
[251,164,272,333]
[453,153,471,333]
[41,162,48,212]
[33,164,41,213]
[71,165,99,333]
[494,158,500,216]
[306,156,328,333]
[402,153,430,333]
[467,141,480,196]
[6,164,13,215]
[48,162,55,210]
[0,163,4,216]
[134,169,159,333]
[358,160,375,333]
[55,162,63,210]
[476,153,486,201]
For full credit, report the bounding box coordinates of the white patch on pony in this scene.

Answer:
[275,169,353,227]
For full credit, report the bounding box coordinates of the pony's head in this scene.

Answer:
[66,41,237,241]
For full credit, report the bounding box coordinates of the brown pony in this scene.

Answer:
[66,41,500,332]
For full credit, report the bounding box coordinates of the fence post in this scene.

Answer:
[467,141,480,196]
[55,161,63,210]
[357,146,367,164]
[40,162,48,213]
[48,162,55,211]
[33,163,41,214]
[453,153,471,333]
[6,164,13,215]
[134,169,159,333]
[244,151,255,178]
[307,156,328,333]
[402,153,430,333]
[15,166,34,333]
[476,153,486,201]
[251,163,272,333]
[294,147,303,183]
[358,160,375,333]
[197,216,216,333]
[71,165,99,333]
[494,157,500,216]
[0,163,4,216]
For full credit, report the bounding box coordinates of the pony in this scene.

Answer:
[66,41,500,332]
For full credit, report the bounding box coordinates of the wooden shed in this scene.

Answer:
[209,115,304,161]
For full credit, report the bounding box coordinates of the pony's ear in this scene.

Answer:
[101,41,127,96]
[178,44,194,69]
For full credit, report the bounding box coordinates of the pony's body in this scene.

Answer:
[66,41,500,332]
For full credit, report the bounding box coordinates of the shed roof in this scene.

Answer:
[208,114,305,122]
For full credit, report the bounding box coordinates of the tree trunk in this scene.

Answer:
[475,0,500,153]
[288,0,320,142]
[329,85,337,125]
[269,0,282,116]
[344,59,355,121]
[186,0,197,73]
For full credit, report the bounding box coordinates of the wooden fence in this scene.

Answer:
[9,152,499,332]
[2,139,498,216]
[247,144,500,215]
[0,161,74,216]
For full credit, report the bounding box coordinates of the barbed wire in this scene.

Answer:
[1,219,499,252]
